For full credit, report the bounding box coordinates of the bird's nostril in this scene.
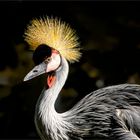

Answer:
[33,70,38,73]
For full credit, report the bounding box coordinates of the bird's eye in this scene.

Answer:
[44,57,52,64]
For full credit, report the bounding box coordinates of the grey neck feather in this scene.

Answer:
[41,56,69,112]
[35,57,71,140]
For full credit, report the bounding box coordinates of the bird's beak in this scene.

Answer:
[24,62,47,81]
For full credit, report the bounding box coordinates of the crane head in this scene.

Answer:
[23,16,81,86]
[24,44,61,82]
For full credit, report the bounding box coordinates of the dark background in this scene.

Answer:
[0,1,140,139]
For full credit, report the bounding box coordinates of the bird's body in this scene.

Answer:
[34,56,140,140]
[23,16,140,140]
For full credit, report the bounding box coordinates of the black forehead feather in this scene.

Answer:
[33,44,52,65]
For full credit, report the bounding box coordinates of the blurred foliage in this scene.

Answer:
[0,1,140,139]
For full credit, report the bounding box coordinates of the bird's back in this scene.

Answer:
[65,84,140,140]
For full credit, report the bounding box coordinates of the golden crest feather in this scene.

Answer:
[24,16,81,63]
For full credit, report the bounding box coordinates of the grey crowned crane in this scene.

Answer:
[23,16,140,140]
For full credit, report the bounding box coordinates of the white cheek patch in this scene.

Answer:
[46,53,61,72]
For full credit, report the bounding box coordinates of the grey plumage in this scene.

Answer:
[32,57,140,140]
[69,84,140,140]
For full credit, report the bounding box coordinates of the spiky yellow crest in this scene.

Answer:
[24,16,81,63]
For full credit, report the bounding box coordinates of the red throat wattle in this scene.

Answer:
[47,73,56,88]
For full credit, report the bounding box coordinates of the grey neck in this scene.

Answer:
[35,57,69,140]
[36,56,69,114]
